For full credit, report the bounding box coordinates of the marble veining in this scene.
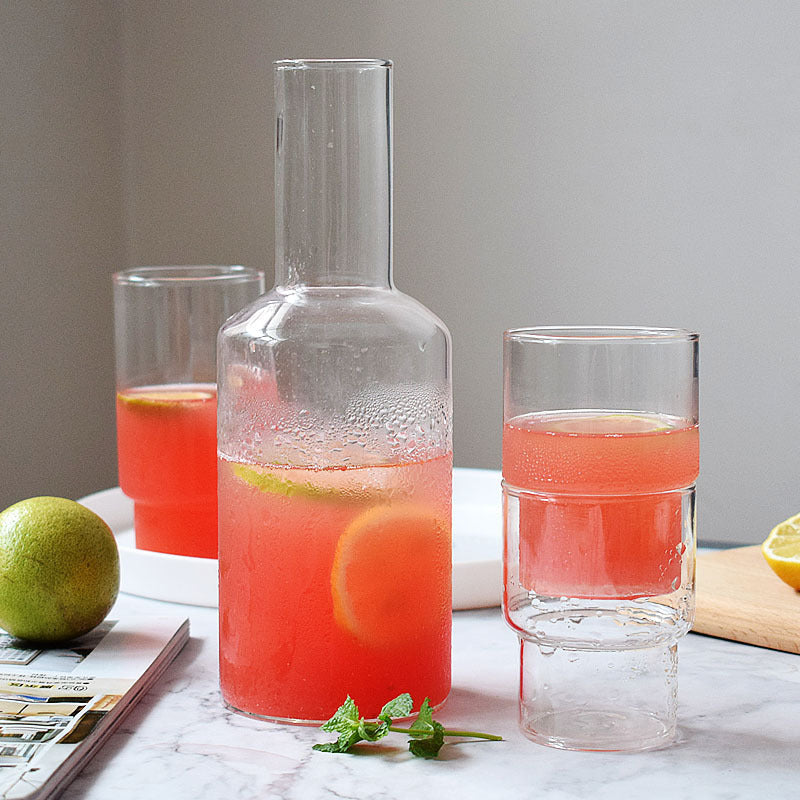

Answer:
[59,594,798,800]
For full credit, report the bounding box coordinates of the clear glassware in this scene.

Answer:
[217,59,453,723]
[113,265,264,558]
[502,327,699,751]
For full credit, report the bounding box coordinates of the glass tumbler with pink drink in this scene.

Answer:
[503,327,699,751]
[114,265,264,558]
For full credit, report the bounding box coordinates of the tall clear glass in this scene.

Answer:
[113,265,265,558]
[503,327,699,751]
[217,60,453,723]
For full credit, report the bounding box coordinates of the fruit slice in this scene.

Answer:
[117,387,215,408]
[762,513,800,590]
[331,505,450,648]
[231,463,341,500]
[548,413,673,434]
[230,463,392,504]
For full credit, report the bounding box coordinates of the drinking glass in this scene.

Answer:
[502,326,699,751]
[113,265,264,558]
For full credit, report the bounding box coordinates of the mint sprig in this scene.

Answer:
[312,693,502,759]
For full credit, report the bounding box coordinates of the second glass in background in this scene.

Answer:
[503,326,699,751]
[113,265,265,559]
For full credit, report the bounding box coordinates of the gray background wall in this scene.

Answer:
[3,0,800,545]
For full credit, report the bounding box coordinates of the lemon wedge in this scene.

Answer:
[117,388,215,407]
[231,463,341,500]
[229,463,394,504]
[549,413,672,434]
[762,512,800,590]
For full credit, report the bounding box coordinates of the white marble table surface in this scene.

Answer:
[58,588,799,800]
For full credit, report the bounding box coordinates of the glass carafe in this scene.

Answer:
[217,59,452,723]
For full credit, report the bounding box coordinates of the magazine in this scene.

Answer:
[0,616,189,799]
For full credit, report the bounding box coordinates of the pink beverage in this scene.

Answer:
[116,384,218,558]
[503,411,699,599]
[113,264,264,558]
[218,454,452,722]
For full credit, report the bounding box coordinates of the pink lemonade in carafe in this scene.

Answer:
[218,454,452,721]
[503,411,699,599]
[116,383,218,558]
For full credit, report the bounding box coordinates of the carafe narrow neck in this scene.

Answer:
[274,59,393,289]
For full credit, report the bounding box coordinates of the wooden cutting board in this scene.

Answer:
[694,545,800,654]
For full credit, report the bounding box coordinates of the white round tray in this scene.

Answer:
[79,467,502,610]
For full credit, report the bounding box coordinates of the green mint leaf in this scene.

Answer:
[313,693,502,759]
[315,696,391,752]
[379,693,413,722]
[336,728,365,751]
[408,698,435,738]
[321,696,360,733]
[409,721,445,758]
[333,695,360,723]
[312,742,347,753]
[315,696,367,753]
[357,718,388,742]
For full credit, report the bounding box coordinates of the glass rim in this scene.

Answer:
[112,265,264,286]
[274,58,392,70]
[504,326,699,343]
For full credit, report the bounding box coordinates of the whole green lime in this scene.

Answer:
[0,497,120,643]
